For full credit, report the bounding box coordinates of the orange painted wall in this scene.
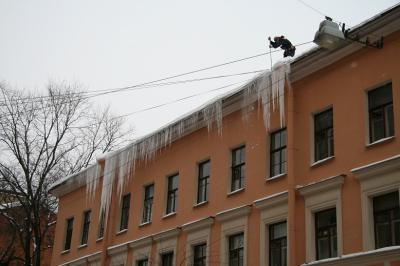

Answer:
[51,30,400,266]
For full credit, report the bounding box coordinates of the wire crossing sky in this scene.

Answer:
[0,0,397,136]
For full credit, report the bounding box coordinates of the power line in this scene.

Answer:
[0,40,314,107]
[0,70,264,107]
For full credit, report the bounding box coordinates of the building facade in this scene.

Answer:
[50,6,400,266]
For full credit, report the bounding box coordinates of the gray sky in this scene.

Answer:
[0,0,398,137]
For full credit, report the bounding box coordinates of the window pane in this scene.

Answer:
[314,109,333,161]
[373,192,399,212]
[315,208,337,260]
[369,84,393,109]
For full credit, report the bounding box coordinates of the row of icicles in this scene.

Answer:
[79,60,292,227]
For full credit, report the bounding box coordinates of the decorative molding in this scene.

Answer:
[215,205,251,222]
[152,228,181,242]
[351,154,400,180]
[59,251,102,266]
[297,175,345,196]
[181,216,214,232]
[301,246,400,266]
[107,242,128,256]
[254,191,288,210]
[128,235,153,249]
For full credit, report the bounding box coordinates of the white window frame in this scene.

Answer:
[216,205,251,266]
[108,244,128,266]
[129,236,152,266]
[364,80,394,146]
[181,217,213,266]
[254,191,288,266]
[153,228,180,266]
[351,154,400,251]
[297,175,344,262]
[310,106,335,165]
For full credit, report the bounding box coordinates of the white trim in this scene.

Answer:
[301,246,400,266]
[59,251,102,266]
[181,216,214,232]
[298,175,344,262]
[352,154,400,251]
[255,192,288,266]
[215,205,251,222]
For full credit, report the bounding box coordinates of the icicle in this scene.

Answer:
[85,164,100,204]
[202,99,223,135]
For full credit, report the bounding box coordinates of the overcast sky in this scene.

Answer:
[0,0,398,137]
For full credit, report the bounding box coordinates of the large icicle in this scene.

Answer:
[242,60,291,131]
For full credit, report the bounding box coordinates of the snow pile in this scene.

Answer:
[88,61,291,229]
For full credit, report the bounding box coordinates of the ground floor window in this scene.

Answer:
[373,191,400,248]
[269,221,287,266]
[229,233,244,266]
[315,208,337,260]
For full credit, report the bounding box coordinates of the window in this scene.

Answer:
[197,160,210,203]
[166,174,178,214]
[231,146,245,191]
[269,221,287,266]
[161,252,174,266]
[120,193,130,231]
[229,233,244,266]
[98,209,105,239]
[368,83,394,143]
[193,243,206,266]
[137,258,148,266]
[270,129,287,177]
[315,208,337,260]
[142,184,154,223]
[64,217,74,250]
[373,191,400,248]
[314,108,334,161]
[80,210,91,245]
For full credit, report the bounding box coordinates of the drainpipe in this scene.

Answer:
[287,79,297,266]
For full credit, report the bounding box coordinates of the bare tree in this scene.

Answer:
[0,82,130,266]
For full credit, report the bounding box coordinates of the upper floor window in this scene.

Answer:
[315,208,337,260]
[166,174,178,214]
[368,83,394,143]
[229,233,244,266]
[314,108,334,162]
[80,210,91,245]
[142,184,154,223]
[270,129,287,177]
[120,193,130,231]
[373,191,400,248]
[97,209,105,239]
[269,221,287,266]
[193,243,207,266]
[64,217,74,251]
[161,252,174,266]
[231,146,245,192]
[137,258,148,266]
[197,160,210,204]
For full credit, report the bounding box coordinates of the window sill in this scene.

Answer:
[77,244,87,249]
[162,212,176,219]
[96,237,103,242]
[267,173,286,181]
[193,201,208,208]
[311,156,335,168]
[139,221,151,227]
[227,187,245,197]
[60,249,70,255]
[116,229,128,235]
[366,136,395,148]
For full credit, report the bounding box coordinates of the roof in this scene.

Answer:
[49,3,400,197]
